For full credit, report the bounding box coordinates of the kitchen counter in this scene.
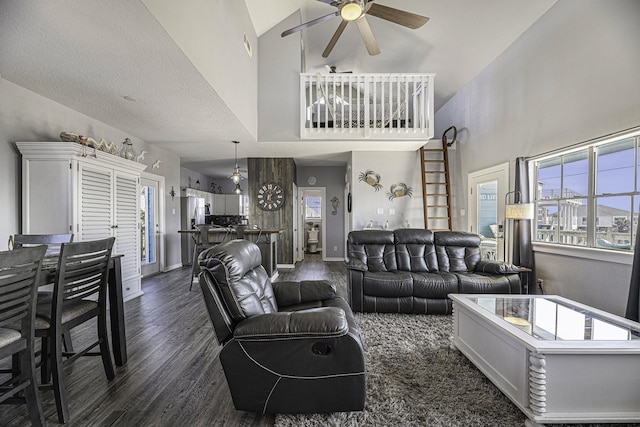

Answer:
[177,228,283,279]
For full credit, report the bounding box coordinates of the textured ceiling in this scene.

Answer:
[0,0,556,178]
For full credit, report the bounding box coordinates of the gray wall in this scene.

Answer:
[434,0,640,315]
[0,79,183,270]
[350,151,426,231]
[180,167,237,194]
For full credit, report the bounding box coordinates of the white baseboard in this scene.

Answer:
[123,290,144,302]
[164,263,183,272]
[324,257,344,262]
[277,264,296,270]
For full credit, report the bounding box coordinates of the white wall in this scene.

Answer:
[0,79,183,270]
[143,0,259,138]
[258,11,302,141]
[350,151,425,231]
[434,0,640,315]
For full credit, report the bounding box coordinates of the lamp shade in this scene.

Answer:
[341,2,363,20]
[505,203,534,220]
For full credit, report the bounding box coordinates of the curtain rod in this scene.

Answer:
[525,124,640,162]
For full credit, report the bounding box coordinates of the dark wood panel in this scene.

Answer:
[247,158,296,265]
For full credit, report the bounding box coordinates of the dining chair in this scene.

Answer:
[13,233,74,258]
[35,237,115,423]
[0,245,47,426]
[13,233,75,352]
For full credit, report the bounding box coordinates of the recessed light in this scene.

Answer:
[123,95,137,102]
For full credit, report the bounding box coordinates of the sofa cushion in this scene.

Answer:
[409,272,459,299]
[347,230,397,271]
[394,229,438,272]
[434,231,482,272]
[455,272,515,294]
[363,295,413,313]
[362,271,413,297]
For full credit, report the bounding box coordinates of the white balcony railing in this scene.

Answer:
[300,73,435,140]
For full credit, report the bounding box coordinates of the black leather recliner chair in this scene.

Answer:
[198,239,366,414]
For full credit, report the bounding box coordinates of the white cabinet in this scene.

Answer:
[212,194,245,216]
[17,142,147,301]
[212,194,227,215]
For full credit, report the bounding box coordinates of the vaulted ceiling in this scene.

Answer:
[0,0,556,177]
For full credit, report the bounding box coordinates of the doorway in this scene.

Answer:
[298,187,326,260]
[140,173,165,277]
[467,162,509,261]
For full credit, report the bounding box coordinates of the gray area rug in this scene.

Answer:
[275,313,637,427]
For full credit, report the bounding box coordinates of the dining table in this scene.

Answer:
[40,254,128,366]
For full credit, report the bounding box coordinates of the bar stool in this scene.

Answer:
[190,224,215,290]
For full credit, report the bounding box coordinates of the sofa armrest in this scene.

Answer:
[475,260,520,274]
[344,259,368,272]
[233,307,348,340]
[272,280,337,306]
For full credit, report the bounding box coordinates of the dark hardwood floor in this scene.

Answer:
[2,252,343,426]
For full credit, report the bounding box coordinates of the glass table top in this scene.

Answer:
[468,296,640,341]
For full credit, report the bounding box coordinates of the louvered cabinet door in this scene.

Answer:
[78,163,113,241]
[114,172,141,298]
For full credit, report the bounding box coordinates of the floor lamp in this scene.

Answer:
[504,191,534,264]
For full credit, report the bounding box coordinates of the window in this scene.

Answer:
[305,196,322,219]
[533,128,640,252]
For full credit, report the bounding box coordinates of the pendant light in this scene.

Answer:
[228,140,244,187]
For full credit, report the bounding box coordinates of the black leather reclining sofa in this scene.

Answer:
[345,229,521,314]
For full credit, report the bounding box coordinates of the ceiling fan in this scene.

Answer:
[281,0,429,58]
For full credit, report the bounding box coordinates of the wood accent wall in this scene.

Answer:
[247,158,296,265]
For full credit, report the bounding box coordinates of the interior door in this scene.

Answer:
[140,177,160,277]
[468,163,509,261]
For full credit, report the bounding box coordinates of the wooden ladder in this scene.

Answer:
[420,138,453,231]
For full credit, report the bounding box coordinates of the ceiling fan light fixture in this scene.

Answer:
[228,140,244,184]
[341,1,363,21]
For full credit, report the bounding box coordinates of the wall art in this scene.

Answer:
[358,170,382,191]
[330,196,340,215]
[387,183,413,201]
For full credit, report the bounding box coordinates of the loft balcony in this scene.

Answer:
[300,73,435,140]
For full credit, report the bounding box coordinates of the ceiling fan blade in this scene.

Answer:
[355,16,381,56]
[366,3,429,29]
[281,11,339,37]
[322,19,349,58]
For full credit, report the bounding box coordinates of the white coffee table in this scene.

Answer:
[449,294,640,426]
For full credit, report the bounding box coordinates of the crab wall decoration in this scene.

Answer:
[358,170,382,191]
[387,183,413,201]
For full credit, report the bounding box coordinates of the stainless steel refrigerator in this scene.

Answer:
[180,196,205,266]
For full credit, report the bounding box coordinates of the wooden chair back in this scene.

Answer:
[0,246,47,337]
[13,233,74,258]
[0,245,47,426]
[54,237,114,307]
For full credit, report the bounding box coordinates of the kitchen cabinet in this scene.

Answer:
[212,194,245,216]
[17,141,147,301]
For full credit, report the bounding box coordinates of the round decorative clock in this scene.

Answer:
[256,181,285,211]
[307,175,317,185]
